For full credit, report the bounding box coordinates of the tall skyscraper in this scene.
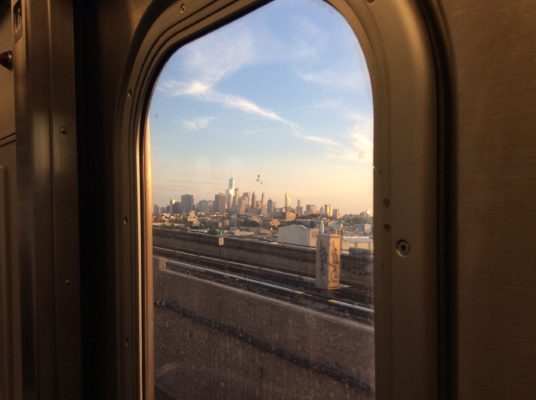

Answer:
[251,192,256,210]
[226,177,236,210]
[324,204,332,218]
[284,192,291,210]
[233,188,240,211]
[181,194,195,213]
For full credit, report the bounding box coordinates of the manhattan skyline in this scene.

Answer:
[148,0,373,215]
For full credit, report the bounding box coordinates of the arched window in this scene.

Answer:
[149,2,373,398]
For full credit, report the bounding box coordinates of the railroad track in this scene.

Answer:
[154,246,374,324]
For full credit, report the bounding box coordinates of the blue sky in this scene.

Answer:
[149,0,373,215]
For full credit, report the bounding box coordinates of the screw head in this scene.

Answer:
[60,126,67,135]
[396,239,410,257]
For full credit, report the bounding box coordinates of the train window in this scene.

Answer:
[147,0,374,398]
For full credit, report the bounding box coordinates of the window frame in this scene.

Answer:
[114,1,441,398]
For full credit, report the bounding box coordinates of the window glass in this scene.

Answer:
[148,1,374,398]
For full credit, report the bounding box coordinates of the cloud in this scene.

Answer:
[296,68,362,90]
[327,118,373,163]
[182,116,214,130]
[297,134,341,147]
[156,22,291,125]
[159,80,288,123]
[178,23,257,85]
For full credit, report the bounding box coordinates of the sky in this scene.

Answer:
[148,0,373,215]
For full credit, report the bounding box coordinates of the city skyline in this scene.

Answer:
[149,0,373,215]
[155,176,349,215]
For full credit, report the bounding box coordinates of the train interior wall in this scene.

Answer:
[0,0,535,399]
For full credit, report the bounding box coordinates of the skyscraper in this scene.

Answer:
[168,198,176,214]
[181,194,195,213]
[214,193,226,213]
[226,177,235,210]
[251,192,256,210]
[296,199,303,216]
[267,199,275,215]
[284,192,291,210]
[197,200,211,213]
[233,188,240,211]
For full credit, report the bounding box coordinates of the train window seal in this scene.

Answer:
[114,1,441,399]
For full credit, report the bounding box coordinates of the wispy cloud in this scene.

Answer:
[182,116,214,130]
[156,22,292,125]
[294,133,341,147]
[160,80,287,123]
[296,68,362,90]
[327,118,373,163]
[178,23,257,85]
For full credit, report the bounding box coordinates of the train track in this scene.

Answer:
[154,246,374,324]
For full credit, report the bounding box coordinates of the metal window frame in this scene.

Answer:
[114,1,441,398]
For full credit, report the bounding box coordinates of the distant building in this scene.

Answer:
[278,224,319,247]
[181,194,194,213]
[197,200,211,213]
[305,204,317,215]
[357,223,373,235]
[324,204,332,218]
[332,209,341,219]
[185,210,198,224]
[153,204,160,216]
[237,197,248,214]
[296,199,303,216]
[168,198,177,214]
[214,193,226,212]
[284,192,292,210]
[226,177,235,210]
[267,199,275,215]
[342,236,373,251]
[274,211,296,222]
[232,188,240,211]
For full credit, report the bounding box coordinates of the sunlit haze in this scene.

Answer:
[149,0,373,215]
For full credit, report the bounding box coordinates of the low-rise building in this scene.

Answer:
[277,224,319,247]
